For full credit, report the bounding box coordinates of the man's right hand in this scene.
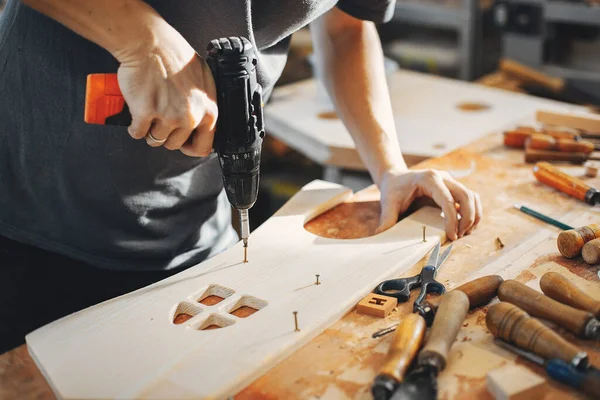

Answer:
[116,20,218,157]
[22,0,218,157]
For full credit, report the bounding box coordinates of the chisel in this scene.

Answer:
[528,133,595,154]
[372,275,503,339]
[498,280,600,340]
[387,291,470,400]
[533,162,600,205]
[540,272,600,317]
[371,314,427,400]
[486,302,589,369]
[525,148,594,164]
[494,339,600,398]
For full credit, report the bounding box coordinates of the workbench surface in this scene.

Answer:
[1,132,599,399]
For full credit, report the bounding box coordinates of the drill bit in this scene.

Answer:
[240,209,250,263]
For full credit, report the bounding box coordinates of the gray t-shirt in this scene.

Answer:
[0,0,394,271]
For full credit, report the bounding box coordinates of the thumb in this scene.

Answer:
[375,197,402,234]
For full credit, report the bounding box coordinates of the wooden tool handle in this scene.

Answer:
[540,272,600,318]
[556,138,595,154]
[486,302,587,367]
[427,275,504,310]
[418,290,469,371]
[533,162,592,201]
[500,59,565,92]
[525,148,588,164]
[582,238,600,265]
[557,224,600,258]
[504,130,532,148]
[498,280,593,336]
[379,313,426,383]
[528,133,556,150]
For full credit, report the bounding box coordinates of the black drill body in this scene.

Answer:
[206,37,264,211]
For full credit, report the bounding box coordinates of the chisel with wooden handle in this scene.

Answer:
[371,314,427,400]
[504,128,600,149]
[486,302,589,369]
[372,275,503,338]
[498,280,600,340]
[528,133,595,154]
[386,291,470,400]
[540,272,600,317]
[525,148,594,164]
[418,290,469,371]
[533,162,600,205]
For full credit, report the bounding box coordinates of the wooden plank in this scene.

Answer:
[265,69,582,170]
[25,180,446,400]
[537,110,600,135]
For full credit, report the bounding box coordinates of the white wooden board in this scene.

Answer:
[266,69,585,169]
[26,180,446,399]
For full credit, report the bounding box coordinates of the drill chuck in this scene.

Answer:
[206,37,264,211]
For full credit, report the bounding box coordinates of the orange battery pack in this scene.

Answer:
[84,74,130,125]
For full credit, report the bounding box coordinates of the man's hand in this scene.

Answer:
[376,169,483,240]
[22,0,217,157]
[117,25,218,157]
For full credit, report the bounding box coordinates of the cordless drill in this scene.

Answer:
[84,36,264,261]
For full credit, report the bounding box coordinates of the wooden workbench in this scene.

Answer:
[1,131,599,399]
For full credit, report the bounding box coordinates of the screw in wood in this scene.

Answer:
[422,225,427,242]
[293,311,300,332]
[315,274,321,285]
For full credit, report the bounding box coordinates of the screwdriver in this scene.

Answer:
[498,280,600,340]
[540,272,600,318]
[372,275,504,338]
[494,339,600,398]
[533,162,600,205]
[486,302,589,369]
[528,133,595,154]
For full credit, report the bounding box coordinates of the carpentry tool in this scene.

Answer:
[374,242,451,319]
[386,291,469,400]
[513,204,573,230]
[582,238,600,265]
[533,162,600,205]
[486,302,589,369]
[84,37,264,263]
[372,275,503,338]
[494,339,600,398]
[557,224,600,258]
[527,133,595,154]
[504,127,599,149]
[525,147,595,164]
[540,272,600,318]
[497,280,600,340]
[371,314,427,400]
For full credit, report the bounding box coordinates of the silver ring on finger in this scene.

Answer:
[146,131,167,145]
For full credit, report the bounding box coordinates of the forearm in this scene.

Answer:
[21,0,174,62]
[311,9,406,186]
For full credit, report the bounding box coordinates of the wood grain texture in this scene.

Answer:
[25,180,446,400]
[4,133,600,400]
[498,280,594,337]
[540,272,600,318]
[557,225,600,258]
[426,275,503,311]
